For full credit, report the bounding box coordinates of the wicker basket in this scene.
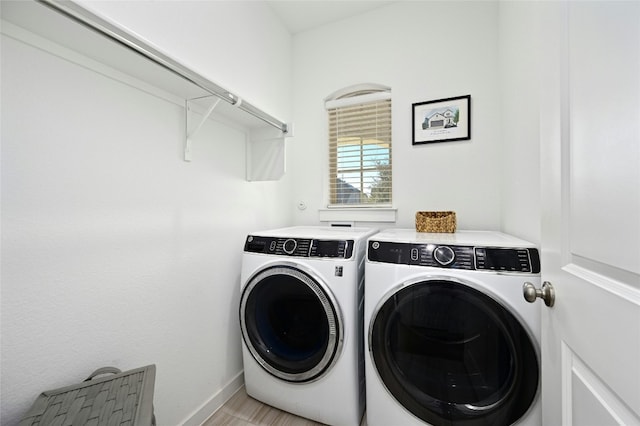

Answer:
[415,211,457,233]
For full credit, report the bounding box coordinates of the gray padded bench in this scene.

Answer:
[19,365,156,426]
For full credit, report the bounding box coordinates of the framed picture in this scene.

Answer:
[412,95,471,145]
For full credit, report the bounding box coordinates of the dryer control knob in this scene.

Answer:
[433,246,455,266]
[283,238,297,254]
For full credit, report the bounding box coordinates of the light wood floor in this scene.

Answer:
[202,386,367,426]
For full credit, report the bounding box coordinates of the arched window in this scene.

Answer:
[325,84,392,206]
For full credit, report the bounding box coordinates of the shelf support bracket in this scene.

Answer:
[185,96,221,162]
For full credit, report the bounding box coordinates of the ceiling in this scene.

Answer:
[265,1,396,34]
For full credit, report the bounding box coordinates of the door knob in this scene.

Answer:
[523,281,555,307]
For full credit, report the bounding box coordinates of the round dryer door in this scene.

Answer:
[240,265,343,383]
[369,280,539,426]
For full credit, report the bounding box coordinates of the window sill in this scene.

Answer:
[318,207,397,223]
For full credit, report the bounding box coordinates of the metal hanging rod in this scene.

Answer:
[37,0,288,134]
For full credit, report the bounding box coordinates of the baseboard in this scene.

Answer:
[179,371,244,426]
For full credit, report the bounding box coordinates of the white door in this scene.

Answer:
[538,1,640,425]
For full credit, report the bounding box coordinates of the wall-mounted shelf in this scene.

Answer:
[1,0,291,181]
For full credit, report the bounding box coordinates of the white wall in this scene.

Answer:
[0,2,292,425]
[290,1,503,230]
[498,2,541,243]
[75,0,292,121]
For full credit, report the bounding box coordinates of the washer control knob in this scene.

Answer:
[433,246,455,266]
[283,239,297,254]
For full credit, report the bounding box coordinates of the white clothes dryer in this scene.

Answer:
[364,229,541,426]
[240,226,377,426]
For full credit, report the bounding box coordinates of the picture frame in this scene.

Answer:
[412,95,471,145]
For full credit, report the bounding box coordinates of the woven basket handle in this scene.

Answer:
[84,367,122,381]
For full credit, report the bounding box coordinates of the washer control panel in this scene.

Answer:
[368,241,540,273]
[474,248,537,273]
[245,235,354,259]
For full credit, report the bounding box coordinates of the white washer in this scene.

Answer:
[364,229,541,426]
[240,226,377,426]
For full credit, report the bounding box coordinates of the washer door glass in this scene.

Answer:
[370,280,539,425]
[240,265,342,383]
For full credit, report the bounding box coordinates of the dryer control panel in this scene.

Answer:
[245,235,354,259]
[368,241,540,273]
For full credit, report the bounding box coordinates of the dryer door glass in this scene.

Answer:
[240,265,342,382]
[370,280,538,426]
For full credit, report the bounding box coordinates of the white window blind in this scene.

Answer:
[327,92,392,207]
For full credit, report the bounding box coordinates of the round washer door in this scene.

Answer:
[240,264,343,383]
[370,279,539,426]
